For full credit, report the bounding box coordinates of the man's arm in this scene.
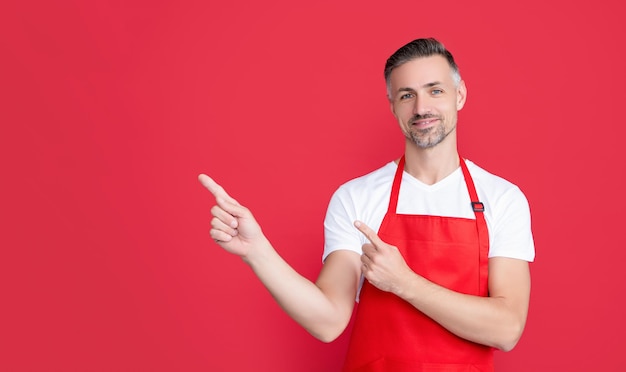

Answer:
[199,174,361,342]
[356,221,530,351]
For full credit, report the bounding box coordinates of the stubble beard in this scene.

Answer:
[407,123,454,149]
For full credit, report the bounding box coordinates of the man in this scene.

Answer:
[199,38,534,371]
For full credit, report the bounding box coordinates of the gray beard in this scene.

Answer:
[408,124,452,149]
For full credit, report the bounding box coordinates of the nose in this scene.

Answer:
[413,94,430,116]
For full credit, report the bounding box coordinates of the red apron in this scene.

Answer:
[343,156,494,371]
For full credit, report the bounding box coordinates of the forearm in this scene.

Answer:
[398,272,527,351]
[243,239,354,342]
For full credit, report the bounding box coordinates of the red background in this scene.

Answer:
[2,0,625,371]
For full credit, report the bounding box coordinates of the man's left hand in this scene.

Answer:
[354,220,415,296]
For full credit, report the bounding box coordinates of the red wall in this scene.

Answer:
[2,0,625,370]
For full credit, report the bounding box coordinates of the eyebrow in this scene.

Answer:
[396,81,443,94]
[424,81,443,88]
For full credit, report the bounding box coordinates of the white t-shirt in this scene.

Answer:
[323,159,535,262]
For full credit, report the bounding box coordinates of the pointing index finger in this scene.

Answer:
[198,174,240,205]
[354,220,384,249]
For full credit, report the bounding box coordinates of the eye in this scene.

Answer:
[400,93,414,100]
[431,88,443,95]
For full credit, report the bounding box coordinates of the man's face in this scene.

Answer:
[388,55,466,149]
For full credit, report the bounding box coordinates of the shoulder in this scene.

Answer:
[323,161,397,261]
[464,159,527,202]
[324,160,396,232]
[465,159,518,189]
[333,161,397,200]
[464,158,532,231]
[465,160,535,261]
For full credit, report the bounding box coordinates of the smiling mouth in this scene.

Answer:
[412,118,439,126]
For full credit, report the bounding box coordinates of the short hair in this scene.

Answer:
[384,38,461,96]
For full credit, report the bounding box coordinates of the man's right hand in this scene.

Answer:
[198,174,267,259]
[197,174,361,342]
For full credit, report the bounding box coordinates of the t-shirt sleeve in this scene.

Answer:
[322,186,364,262]
[488,186,536,262]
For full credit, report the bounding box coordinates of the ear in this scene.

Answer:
[456,80,467,111]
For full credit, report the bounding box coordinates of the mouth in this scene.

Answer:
[411,118,440,127]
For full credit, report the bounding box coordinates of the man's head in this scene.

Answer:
[385,38,467,149]
[385,38,461,98]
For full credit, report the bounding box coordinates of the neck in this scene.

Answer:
[400,140,460,185]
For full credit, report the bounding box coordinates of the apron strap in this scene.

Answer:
[387,156,405,214]
[459,156,490,297]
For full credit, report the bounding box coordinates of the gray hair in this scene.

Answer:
[384,38,461,97]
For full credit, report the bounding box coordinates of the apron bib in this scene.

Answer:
[343,156,493,371]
